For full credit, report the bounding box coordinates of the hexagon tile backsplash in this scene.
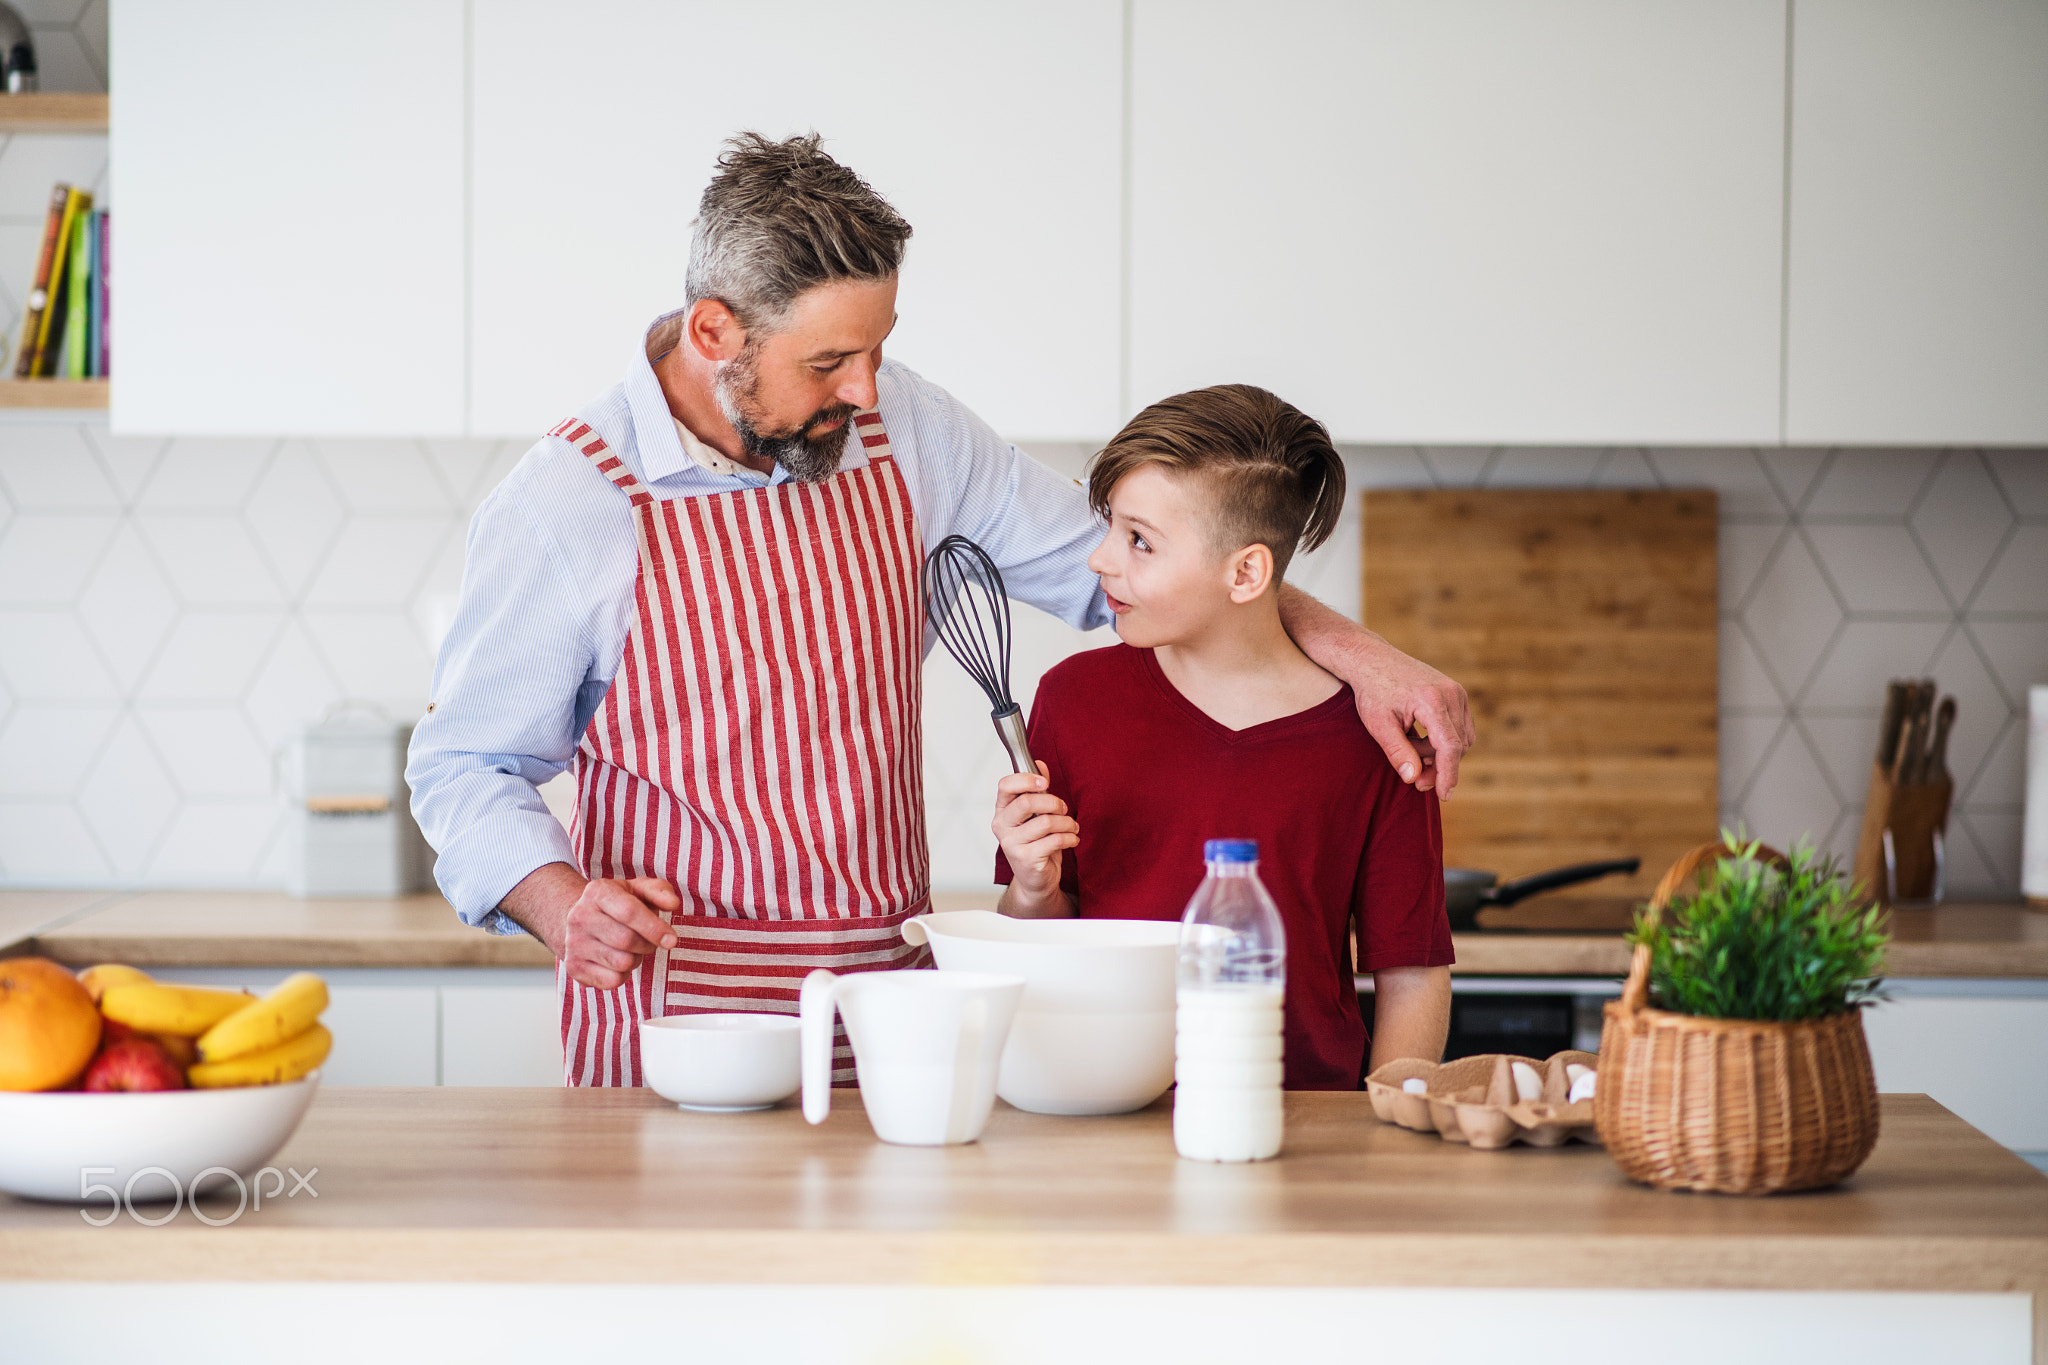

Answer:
[0,426,2043,900]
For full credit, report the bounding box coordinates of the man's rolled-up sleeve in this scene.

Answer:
[972,453,1113,633]
[406,477,613,936]
[904,369,1111,632]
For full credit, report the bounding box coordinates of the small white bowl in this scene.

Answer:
[640,1013,800,1112]
[0,1074,320,1204]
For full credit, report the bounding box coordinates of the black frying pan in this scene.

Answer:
[1443,858,1641,932]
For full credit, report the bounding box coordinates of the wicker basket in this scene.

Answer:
[1595,841,1881,1195]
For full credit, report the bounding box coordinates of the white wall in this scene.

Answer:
[1,7,2043,897]
[0,0,106,95]
[1,419,2042,899]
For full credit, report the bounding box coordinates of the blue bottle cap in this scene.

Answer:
[1203,838,1258,863]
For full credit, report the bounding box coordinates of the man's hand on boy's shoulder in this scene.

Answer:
[1273,588,1474,798]
[1350,644,1474,799]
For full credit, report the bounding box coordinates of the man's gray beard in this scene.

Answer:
[713,345,855,484]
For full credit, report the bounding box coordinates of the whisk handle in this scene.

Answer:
[991,704,1035,776]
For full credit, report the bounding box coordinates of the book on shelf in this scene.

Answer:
[82,210,98,378]
[61,208,90,379]
[90,211,109,378]
[30,185,91,376]
[12,182,68,377]
[10,186,111,383]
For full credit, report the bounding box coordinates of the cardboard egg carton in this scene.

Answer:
[1364,1050,1601,1150]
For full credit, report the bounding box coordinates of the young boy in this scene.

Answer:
[991,384,1452,1089]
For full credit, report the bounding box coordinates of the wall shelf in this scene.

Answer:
[0,378,109,408]
[0,93,109,132]
[0,96,114,408]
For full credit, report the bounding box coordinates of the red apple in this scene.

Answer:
[96,1016,198,1067]
[98,1018,138,1047]
[81,1037,187,1092]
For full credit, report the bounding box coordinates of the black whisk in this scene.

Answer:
[923,535,1035,775]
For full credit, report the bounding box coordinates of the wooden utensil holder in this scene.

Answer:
[1853,762,1952,905]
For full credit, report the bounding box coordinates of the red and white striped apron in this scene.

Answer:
[552,410,930,1086]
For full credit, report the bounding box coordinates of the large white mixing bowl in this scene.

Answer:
[903,911,1180,1115]
[0,1076,320,1204]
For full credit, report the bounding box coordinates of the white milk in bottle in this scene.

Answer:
[1174,838,1286,1161]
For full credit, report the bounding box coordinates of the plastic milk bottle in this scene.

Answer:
[1174,838,1286,1161]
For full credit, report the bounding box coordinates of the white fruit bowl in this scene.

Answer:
[0,1074,320,1204]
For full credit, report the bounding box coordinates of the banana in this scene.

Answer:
[198,972,329,1062]
[99,983,253,1036]
[188,1023,331,1089]
[77,963,152,1004]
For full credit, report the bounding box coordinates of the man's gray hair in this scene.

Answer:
[685,132,913,336]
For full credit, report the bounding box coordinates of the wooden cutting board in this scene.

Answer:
[1362,489,1718,914]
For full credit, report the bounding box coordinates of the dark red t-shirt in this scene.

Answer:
[994,644,1452,1090]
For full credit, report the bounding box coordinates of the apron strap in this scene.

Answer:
[851,409,894,462]
[550,417,655,507]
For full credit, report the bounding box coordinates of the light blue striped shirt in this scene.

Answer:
[406,313,1112,935]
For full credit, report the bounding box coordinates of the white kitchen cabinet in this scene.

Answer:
[441,981,563,1087]
[171,967,559,1088]
[1128,0,1787,444]
[109,2,467,435]
[1785,0,2048,445]
[467,0,1123,442]
[318,985,441,1087]
[1863,984,2048,1153]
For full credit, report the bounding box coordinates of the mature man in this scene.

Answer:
[407,133,1472,1086]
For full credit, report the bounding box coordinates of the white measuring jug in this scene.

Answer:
[800,968,1025,1146]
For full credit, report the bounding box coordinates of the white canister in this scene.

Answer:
[288,715,432,898]
[2025,686,2048,905]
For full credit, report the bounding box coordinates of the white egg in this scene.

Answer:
[1511,1060,1543,1102]
[1402,1077,1428,1095]
[1565,1063,1591,1084]
[1568,1071,1598,1104]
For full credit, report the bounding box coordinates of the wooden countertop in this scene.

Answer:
[0,890,119,957]
[6,891,553,969]
[5,890,2044,977]
[1,1091,2041,1322]
[1454,898,2048,978]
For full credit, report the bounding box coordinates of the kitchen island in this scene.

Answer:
[1,1089,2042,1363]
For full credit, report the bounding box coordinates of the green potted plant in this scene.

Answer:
[1596,836,1890,1195]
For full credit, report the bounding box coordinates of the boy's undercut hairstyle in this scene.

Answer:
[1088,384,1346,580]
[686,131,913,336]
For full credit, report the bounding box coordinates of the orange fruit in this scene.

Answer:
[0,957,104,1091]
